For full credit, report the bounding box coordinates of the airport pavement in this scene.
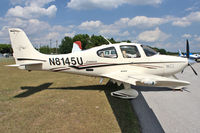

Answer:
[131,63,200,133]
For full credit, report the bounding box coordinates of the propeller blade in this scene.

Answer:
[186,39,190,58]
[188,63,198,76]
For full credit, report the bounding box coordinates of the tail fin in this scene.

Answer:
[8,28,43,64]
[178,50,183,57]
[72,41,82,53]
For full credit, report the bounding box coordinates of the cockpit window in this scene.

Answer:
[141,45,157,57]
[120,45,141,58]
[97,47,117,58]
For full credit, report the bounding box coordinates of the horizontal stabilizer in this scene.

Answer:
[6,62,42,67]
[111,89,138,99]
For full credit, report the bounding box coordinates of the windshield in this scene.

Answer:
[141,45,157,57]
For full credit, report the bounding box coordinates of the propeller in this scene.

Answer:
[188,63,198,75]
[186,39,190,58]
[184,39,198,76]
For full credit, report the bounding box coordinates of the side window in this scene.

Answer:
[97,47,118,58]
[120,45,141,58]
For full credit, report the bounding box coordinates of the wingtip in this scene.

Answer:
[6,64,20,67]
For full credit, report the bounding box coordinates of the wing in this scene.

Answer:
[102,71,190,89]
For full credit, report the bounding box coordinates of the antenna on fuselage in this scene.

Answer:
[102,36,112,45]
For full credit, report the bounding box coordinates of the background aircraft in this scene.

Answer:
[179,40,200,61]
[7,28,198,99]
[72,41,82,53]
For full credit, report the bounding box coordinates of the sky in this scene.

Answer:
[0,0,200,52]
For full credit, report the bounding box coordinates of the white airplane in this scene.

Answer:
[3,53,9,58]
[7,28,197,99]
[179,40,200,61]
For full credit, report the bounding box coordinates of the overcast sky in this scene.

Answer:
[0,0,200,52]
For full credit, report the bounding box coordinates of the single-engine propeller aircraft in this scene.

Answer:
[179,40,200,61]
[8,28,198,99]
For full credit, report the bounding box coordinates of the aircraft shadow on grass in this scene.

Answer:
[14,81,178,98]
[14,81,178,133]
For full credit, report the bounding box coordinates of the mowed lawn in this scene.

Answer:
[0,59,140,133]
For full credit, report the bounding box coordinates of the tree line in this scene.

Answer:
[0,34,176,55]
[42,34,173,55]
[0,44,12,54]
[59,34,118,54]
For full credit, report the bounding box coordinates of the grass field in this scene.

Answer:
[0,58,140,133]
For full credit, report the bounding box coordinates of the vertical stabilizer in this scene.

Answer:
[178,50,183,57]
[8,28,43,64]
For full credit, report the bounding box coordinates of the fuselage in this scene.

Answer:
[25,42,188,77]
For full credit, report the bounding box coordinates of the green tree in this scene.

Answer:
[158,48,167,54]
[152,47,167,54]
[122,40,131,43]
[59,36,73,54]
[39,46,51,54]
[86,35,108,49]
[108,38,116,44]
[51,48,58,54]
[0,44,12,54]
[58,34,119,53]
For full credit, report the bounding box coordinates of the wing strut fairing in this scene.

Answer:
[111,83,138,99]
